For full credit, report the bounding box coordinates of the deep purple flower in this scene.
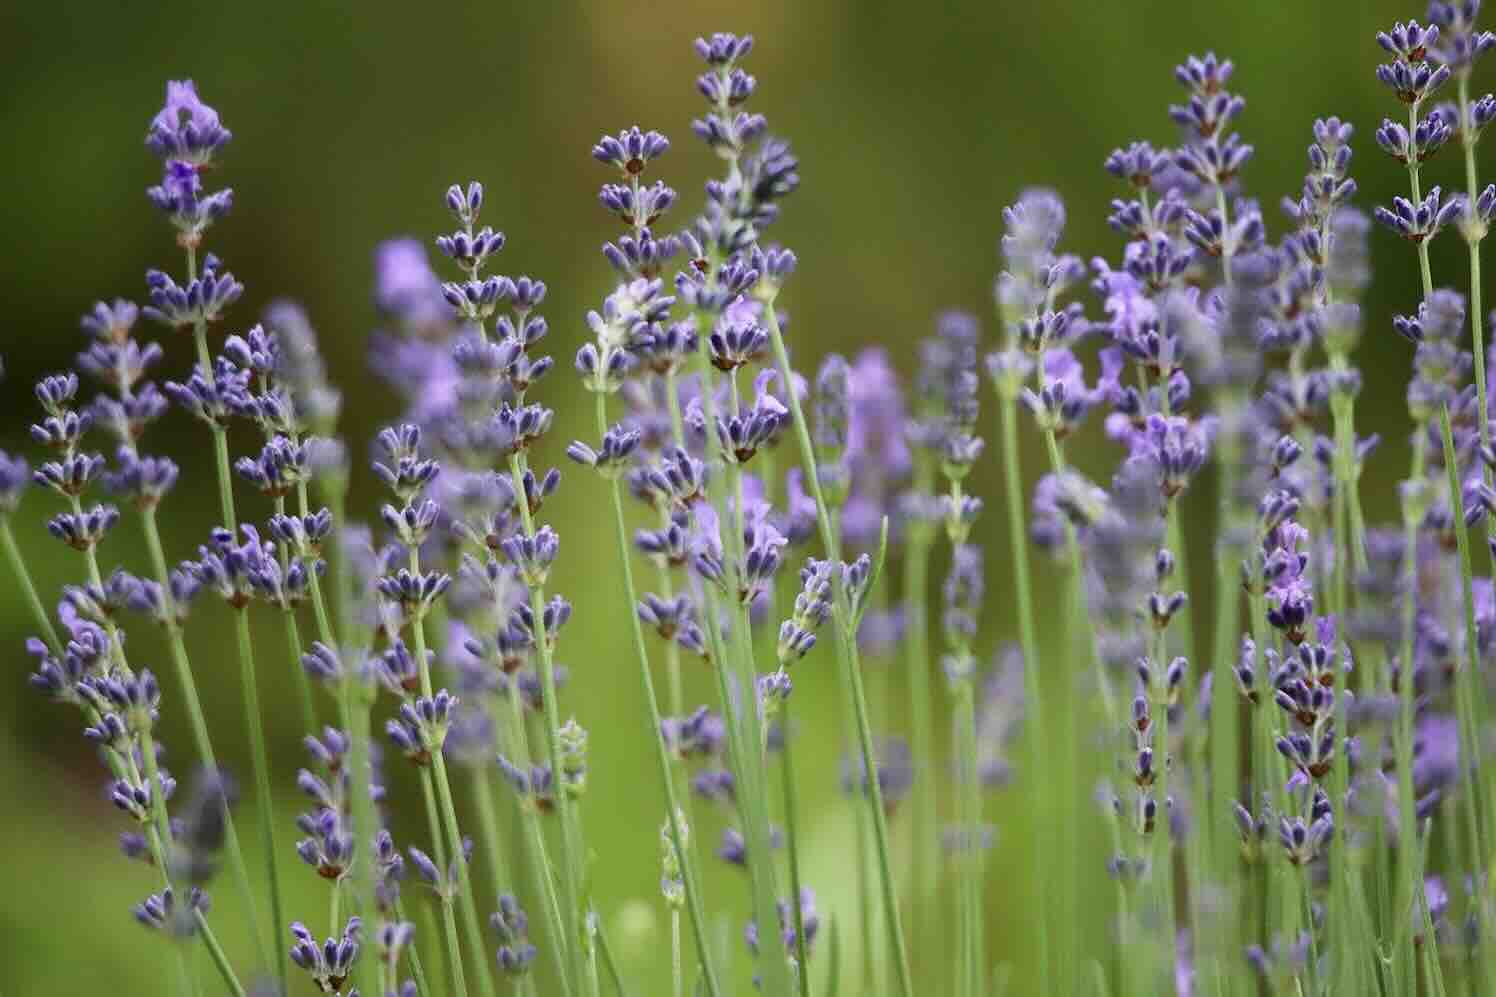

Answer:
[143,259,243,329]
[289,918,361,993]
[145,81,231,165]
[1427,3,1496,68]
[1374,185,1463,242]
[492,894,538,975]
[592,126,670,176]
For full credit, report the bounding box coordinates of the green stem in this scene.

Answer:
[139,508,271,976]
[0,517,61,651]
[593,390,723,997]
[433,749,500,997]
[1208,432,1243,992]
[595,915,632,997]
[1409,103,1436,301]
[471,764,513,910]
[196,913,248,997]
[1395,433,1428,986]
[900,487,938,975]
[440,891,472,997]
[1459,75,1491,488]
[506,455,587,991]
[395,897,432,996]
[232,608,288,994]
[672,910,683,997]
[781,699,812,997]
[1438,405,1488,883]
[686,287,788,994]
[1327,444,1356,993]
[280,608,317,736]
[957,682,981,997]
[506,686,573,997]
[313,478,380,997]
[193,309,287,990]
[763,298,913,997]
[995,392,1049,991]
[411,596,497,997]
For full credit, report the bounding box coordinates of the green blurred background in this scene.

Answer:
[0,0,1481,993]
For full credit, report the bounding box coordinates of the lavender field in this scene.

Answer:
[0,1,1489,995]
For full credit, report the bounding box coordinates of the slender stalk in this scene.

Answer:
[685,299,788,994]
[1326,445,1356,993]
[957,681,981,997]
[0,517,61,651]
[1408,104,1436,301]
[264,487,319,736]
[196,913,248,997]
[471,764,513,909]
[280,608,317,736]
[593,391,723,997]
[420,767,470,997]
[506,454,588,990]
[1394,433,1429,987]
[672,909,683,997]
[595,916,631,997]
[1459,74,1492,504]
[231,606,288,993]
[317,475,382,997]
[1438,407,1488,884]
[781,699,811,997]
[1456,70,1496,993]
[434,749,500,997]
[142,507,270,975]
[171,942,195,997]
[762,296,913,997]
[1208,428,1243,994]
[505,686,573,997]
[994,390,1049,991]
[900,474,939,972]
[189,249,288,991]
[411,599,498,997]
[394,897,433,996]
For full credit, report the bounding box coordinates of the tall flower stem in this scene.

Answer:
[1458,75,1492,534]
[684,291,788,994]
[780,698,811,997]
[955,678,982,997]
[265,488,318,736]
[1394,432,1429,981]
[593,389,723,997]
[1326,444,1359,993]
[317,473,382,997]
[900,476,938,961]
[1438,407,1489,895]
[1403,92,1494,985]
[1455,71,1496,990]
[186,240,287,993]
[993,386,1049,992]
[506,454,588,992]
[0,517,60,651]
[137,507,271,976]
[1038,407,1098,993]
[763,297,914,997]
[1207,429,1243,992]
[230,598,286,993]
[196,912,248,997]
[420,766,470,997]
[470,764,512,909]
[409,571,498,997]
[504,687,573,997]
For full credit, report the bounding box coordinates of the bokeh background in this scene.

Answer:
[0,0,1480,993]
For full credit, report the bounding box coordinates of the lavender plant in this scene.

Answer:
[18,4,1496,996]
